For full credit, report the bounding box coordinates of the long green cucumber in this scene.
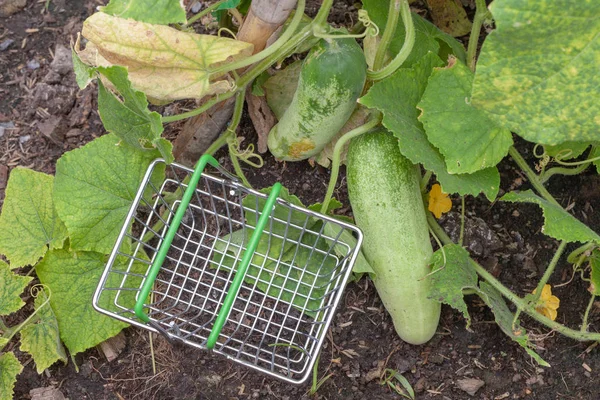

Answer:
[347,129,440,345]
[267,37,367,161]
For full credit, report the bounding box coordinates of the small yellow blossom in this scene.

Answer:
[532,284,560,321]
[428,183,452,218]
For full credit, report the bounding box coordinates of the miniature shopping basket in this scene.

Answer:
[92,154,363,384]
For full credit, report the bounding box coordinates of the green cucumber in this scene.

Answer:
[347,129,440,345]
[267,37,367,161]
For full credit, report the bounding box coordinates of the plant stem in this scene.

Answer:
[212,0,306,74]
[567,242,596,264]
[319,113,381,214]
[581,294,596,332]
[372,0,401,72]
[530,241,567,303]
[226,91,252,187]
[313,0,334,27]
[204,130,234,155]
[466,0,490,71]
[508,146,561,207]
[540,163,589,184]
[367,0,414,81]
[459,196,466,246]
[186,0,229,26]
[163,23,313,123]
[420,170,432,193]
[427,213,600,341]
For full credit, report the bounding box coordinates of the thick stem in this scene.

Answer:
[567,242,596,264]
[420,170,432,193]
[226,91,252,187]
[319,114,381,214]
[540,163,590,184]
[367,0,414,81]
[466,0,489,71]
[508,146,561,207]
[372,0,401,72]
[313,0,334,27]
[163,23,313,124]
[427,213,600,342]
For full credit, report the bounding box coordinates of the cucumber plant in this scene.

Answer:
[1,0,600,396]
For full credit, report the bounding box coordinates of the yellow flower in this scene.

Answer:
[532,284,560,321]
[428,183,452,218]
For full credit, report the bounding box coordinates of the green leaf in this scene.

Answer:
[35,249,128,355]
[214,0,241,11]
[0,168,68,268]
[263,60,303,120]
[544,142,592,160]
[418,58,513,174]
[19,288,67,373]
[362,0,466,67]
[0,338,8,349]
[471,0,600,145]
[428,245,478,328]
[589,250,600,296]
[101,0,186,24]
[478,281,549,367]
[72,50,96,89]
[359,53,500,200]
[0,260,33,316]
[501,190,600,244]
[0,352,22,400]
[96,66,172,163]
[54,133,164,254]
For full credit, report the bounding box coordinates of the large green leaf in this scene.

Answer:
[35,249,128,355]
[428,245,478,328]
[96,66,173,163]
[362,0,466,67]
[0,168,68,268]
[478,281,549,367]
[54,133,164,254]
[78,12,253,103]
[501,190,600,244]
[0,352,22,400]
[418,58,513,174]
[0,260,32,316]
[19,288,67,373]
[101,0,186,24]
[359,53,500,200]
[471,0,600,145]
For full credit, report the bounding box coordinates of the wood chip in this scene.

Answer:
[582,363,592,372]
[456,378,485,396]
[29,387,66,400]
[98,331,126,362]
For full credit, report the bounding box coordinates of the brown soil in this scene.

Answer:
[1,1,599,400]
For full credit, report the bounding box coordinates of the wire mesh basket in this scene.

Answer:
[93,155,363,384]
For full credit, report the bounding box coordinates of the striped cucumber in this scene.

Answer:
[267,37,367,161]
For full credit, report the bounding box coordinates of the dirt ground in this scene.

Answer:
[1,0,600,399]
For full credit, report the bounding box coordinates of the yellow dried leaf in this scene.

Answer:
[79,12,253,103]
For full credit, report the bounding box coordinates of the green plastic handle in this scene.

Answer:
[135,154,220,323]
[206,182,282,349]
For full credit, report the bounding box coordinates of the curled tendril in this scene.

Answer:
[358,9,379,37]
[30,284,51,299]
[228,136,264,168]
[217,27,237,40]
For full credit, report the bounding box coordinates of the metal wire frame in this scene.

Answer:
[93,159,363,384]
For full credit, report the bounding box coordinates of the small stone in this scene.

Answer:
[49,44,73,75]
[19,135,31,144]
[66,128,82,138]
[27,59,41,70]
[0,38,14,51]
[456,378,485,396]
[29,387,66,400]
[301,183,310,191]
[191,1,202,13]
[0,121,15,138]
